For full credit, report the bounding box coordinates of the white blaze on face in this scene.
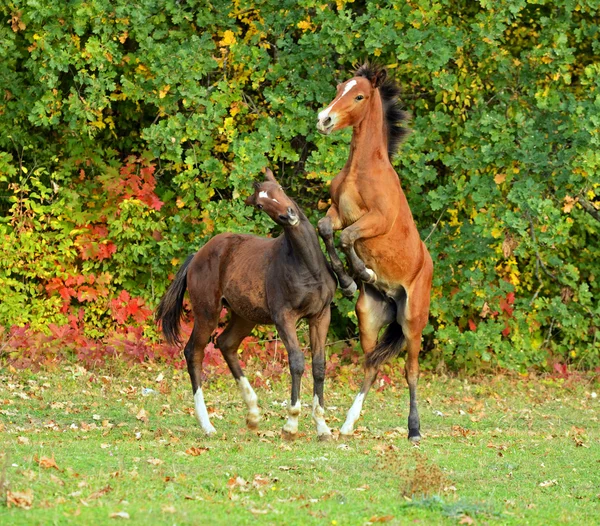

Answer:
[258,190,279,204]
[194,388,216,435]
[237,377,260,427]
[340,392,365,435]
[312,395,331,437]
[282,400,301,435]
[318,79,358,121]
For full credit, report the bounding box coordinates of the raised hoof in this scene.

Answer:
[318,433,333,442]
[340,280,358,297]
[281,429,298,441]
[364,268,377,284]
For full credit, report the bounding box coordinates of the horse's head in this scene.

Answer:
[245,168,300,227]
[316,65,387,135]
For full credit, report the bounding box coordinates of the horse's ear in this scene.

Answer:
[372,68,387,88]
[264,167,278,183]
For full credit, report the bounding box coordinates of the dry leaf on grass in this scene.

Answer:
[184,447,209,456]
[34,454,59,470]
[110,511,130,519]
[252,475,271,489]
[369,515,394,523]
[162,505,176,513]
[7,489,33,509]
[136,408,148,423]
[17,436,29,445]
[50,474,65,486]
[88,485,112,500]
[146,458,163,466]
[459,515,475,525]
[539,479,558,487]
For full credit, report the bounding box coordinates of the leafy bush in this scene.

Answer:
[1,0,599,371]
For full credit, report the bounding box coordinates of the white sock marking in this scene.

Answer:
[194,388,216,435]
[318,79,358,121]
[282,400,301,435]
[312,395,331,437]
[340,392,365,435]
[237,377,260,426]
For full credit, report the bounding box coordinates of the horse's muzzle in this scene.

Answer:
[316,118,334,135]
[280,207,299,226]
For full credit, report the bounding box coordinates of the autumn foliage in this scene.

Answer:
[1,1,599,372]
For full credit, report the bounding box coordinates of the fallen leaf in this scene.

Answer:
[34,454,59,470]
[539,479,558,487]
[88,485,112,500]
[50,474,65,486]
[110,511,130,519]
[17,436,29,445]
[155,372,164,382]
[185,447,209,456]
[227,476,247,489]
[7,489,33,509]
[136,408,148,423]
[147,458,163,466]
[459,515,475,525]
[252,474,271,489]
[369,515,394,523]
[162,505,176,513]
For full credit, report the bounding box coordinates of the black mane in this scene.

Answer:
[355,63,411,159]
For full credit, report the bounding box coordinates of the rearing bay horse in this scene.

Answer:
[316,64,433,442]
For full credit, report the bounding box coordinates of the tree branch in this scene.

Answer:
[579,197,600,223]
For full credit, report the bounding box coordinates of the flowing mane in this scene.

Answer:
[354,63,410,159]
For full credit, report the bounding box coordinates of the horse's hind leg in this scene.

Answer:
[309,307,333,441]
[184,315,219,435]
[216,313,259,430]
[401,260,433,442]
[340,284,395,436]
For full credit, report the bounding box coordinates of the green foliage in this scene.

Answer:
[1,0,599,371]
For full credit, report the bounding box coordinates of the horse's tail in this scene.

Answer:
[155,254,195,346]
[365,321,406,369]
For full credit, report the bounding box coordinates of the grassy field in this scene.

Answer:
[1,363,599,525]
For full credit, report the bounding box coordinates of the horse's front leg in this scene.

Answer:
[318,206,357,297]
[339,213,387,284]
[275,315,305,440]
[309,308,333,441]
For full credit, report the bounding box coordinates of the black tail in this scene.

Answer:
[155,254,195,345]
[365,321,406,368]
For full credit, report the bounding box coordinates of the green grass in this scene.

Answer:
[1,364,599,525]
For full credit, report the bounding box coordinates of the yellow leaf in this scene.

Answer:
[159,85,170,99]
[220,30,236,47]
[494,173,506,184]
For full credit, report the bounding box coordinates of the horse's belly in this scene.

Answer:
[223,289,273,324]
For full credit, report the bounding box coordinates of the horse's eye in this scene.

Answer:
[355,95,364,101]
[257,204,263,210]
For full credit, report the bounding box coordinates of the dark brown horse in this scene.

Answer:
[316,64,433,442]
[156,169,336,440]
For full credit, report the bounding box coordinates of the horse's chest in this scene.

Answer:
[338,191,364,226]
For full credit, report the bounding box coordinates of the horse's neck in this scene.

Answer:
[282,218,328,277]
[346,93,389,175]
